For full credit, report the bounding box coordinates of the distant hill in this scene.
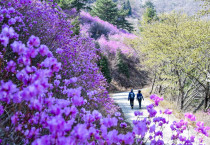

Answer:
[88,0,204,21]
[127,0,203,18]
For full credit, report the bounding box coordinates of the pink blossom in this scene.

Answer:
[164,109,172,115]
[11,41,27,55]
[150,124,156,133]
[134,111,143,116]
[120,122,127,128]
[38,45,50,56]
[0,35,9,47]
[184,113,196,121]
[56,48,63,54]
[133,120,148,137]
[27,35,40,47]
[8,18,16,25]
[2,25,17,39]
[6,60,16,73]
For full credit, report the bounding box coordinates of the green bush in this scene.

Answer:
[98,55,112,83]
[116,49,129,78]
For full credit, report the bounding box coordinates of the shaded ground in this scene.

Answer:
[108,54,151,92]
[111,89,210,145]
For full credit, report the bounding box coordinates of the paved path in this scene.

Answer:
[111,89,210,145]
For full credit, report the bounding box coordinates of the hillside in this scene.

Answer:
[88,0,204,18]
[0,0,209,144]
[129,0,203,17]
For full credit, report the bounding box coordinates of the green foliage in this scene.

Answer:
[116,9,134,32]
[142,1,158,24]
[142,7,157,23]
[58,0,89,12]
[70,0,90,12]
[91,0,118,25]
[58,0,72,9]
[91,0,133,32]
[98,55,112,83]
[198,0,210,16]
[123,0,132,16]
[71,16,80,36]
[116,49,129,78]
[131,12,210,110]
[143,1,155,9]
[95,41,100,49]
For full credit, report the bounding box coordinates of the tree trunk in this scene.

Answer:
[176,70,184,110]
[193,99,205,113]
[150,72,156,94]
[204,82,209,111]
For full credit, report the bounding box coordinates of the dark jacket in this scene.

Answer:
[128,92,135,101]
[137,93,144,100]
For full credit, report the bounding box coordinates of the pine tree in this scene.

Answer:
[98,55,112,83]
[116,49,129,78]
[58,0,89,12]
[70,0,90,12]
[91,0,118,25]
[116,9,134,32]
[143,7,157,23]
[123,0,132,16]
[142,1,158,24]
[91,0,133,32]
[144,1,155,10]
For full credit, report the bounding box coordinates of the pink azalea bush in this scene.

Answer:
[80,11,120,35]
[78,11,137,57]
[98,34,137,57]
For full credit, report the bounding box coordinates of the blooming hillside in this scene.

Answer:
[0,0,209,145]
[80,11,137,57]
[65,9,145,89]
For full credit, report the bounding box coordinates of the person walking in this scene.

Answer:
[128,89,135,109]
[137,90,144,109]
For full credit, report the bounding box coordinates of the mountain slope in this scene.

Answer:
[128,0,203,17]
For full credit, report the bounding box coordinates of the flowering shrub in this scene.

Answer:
[0,0,119,144]
[98,35,136,56]
[80,11,120,35]
[77,11,137,57]
[132,94,210,145]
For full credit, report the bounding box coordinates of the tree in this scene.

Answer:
[98,55,112,83]
[70,0,90,12]
[144,1,155,9]
[116,9,134,32]
[142,7,157,23]
[123,0,132,16]
[131,13,209,111]
[91,0,133,32]
[58,0,89,12]
[58,0,72,9]
[116,49,129,78]
[71,16,80,36]
[198,0,210,16]
[91,0,118,25]
[142,1,157,24]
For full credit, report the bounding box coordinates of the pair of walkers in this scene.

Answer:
[128,89,144,109]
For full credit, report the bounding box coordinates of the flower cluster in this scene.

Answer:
[132,94,210,144]
[0,0,119,144]
[150,94,164,106]
[185,113,196,121]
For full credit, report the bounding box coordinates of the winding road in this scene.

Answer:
[111,89,210,145]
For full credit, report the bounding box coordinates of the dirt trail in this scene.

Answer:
[111,89,210,145]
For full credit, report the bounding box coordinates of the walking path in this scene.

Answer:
[111,89,210,145]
